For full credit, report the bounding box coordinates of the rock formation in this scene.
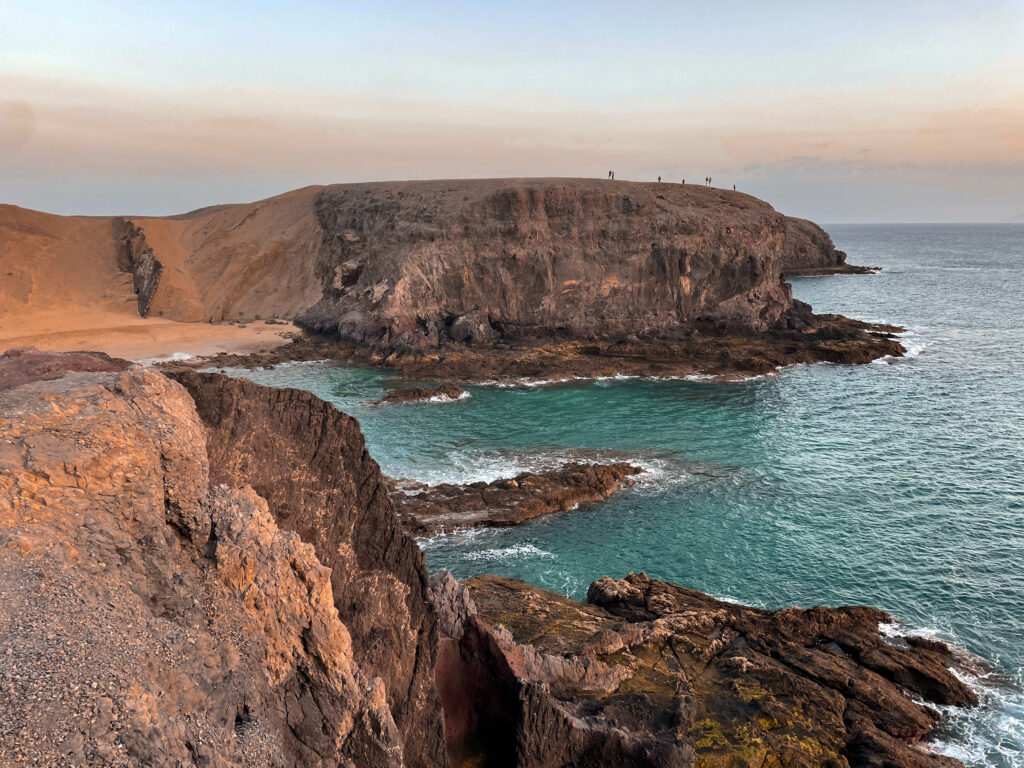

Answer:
[0,349,408,766]
[433,572,976,768]
[390,462,644,537]
[372,383,466,405]
[112,217,164,317]
[170,372,448,768]
[299,179,801,350]
[783,217,878,276]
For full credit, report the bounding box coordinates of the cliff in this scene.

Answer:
[0,349,438,767]
[299,179,799,350]
[783,217,878,276]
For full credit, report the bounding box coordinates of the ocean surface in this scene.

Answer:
[224,224,1024,767]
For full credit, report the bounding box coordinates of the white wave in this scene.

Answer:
[462,543,555,562]
[878,621,1024,767]
[426,390,472,403]
[385,447,694,491]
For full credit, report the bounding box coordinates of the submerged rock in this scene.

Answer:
[436,572,975,768]
[389,462,644,537]
[372,383,466,405]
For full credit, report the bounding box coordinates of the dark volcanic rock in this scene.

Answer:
[171,372,449,768]
[373,383,466,405]
[437,572,976,768]
[783,216,878,276]
[389,462,644,536]
[298,179,799,350]
[112,216,164,316]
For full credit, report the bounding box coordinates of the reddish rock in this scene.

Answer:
[0,346,129,391]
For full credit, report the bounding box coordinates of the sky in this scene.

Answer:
[1,0,1022,222]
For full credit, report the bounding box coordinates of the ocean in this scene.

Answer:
[224,224,1024,767]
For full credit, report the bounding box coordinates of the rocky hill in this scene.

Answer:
[3,180,889,375]
[1,348,976,768]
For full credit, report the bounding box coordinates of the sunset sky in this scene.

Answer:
[2,0,1022,221]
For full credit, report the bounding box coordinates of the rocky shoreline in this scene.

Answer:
[160,309,905,385]
[0,348,978,767]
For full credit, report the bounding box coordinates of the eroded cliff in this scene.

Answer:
[783,217,877,276]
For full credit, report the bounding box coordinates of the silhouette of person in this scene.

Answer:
[733,184,736,191]
[658,176,661,182]
[682,179,685,184]
[608,170,612,179]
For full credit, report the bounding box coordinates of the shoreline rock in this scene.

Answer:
[782,216,879,276]
[372,383,466,405]
[436,571,976,768]
[389,462,644,537]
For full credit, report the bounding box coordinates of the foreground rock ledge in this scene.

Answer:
[434,572,977,768]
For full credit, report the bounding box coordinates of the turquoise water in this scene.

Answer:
[225,224,1024,766]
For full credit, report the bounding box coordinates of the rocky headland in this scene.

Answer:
[1,348,976,767]
[782,217,879,276]
[4,179,896,378]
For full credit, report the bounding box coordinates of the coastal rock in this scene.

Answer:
[171,371,449,768]
[372,383,466,405]
[783,217,878,276]
[389,462,644,537]
[112,217,165,317]
[439,572,975,768]
[0,352,406,767]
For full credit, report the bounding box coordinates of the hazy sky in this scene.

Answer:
[2,0,1022,221]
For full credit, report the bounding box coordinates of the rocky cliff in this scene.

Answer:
[783,217,877,276]
[298,179,801,351]
[0,349,411,766]
[171,372,448,768]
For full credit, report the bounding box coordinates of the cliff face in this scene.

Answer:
[172,372,448,768]
[0,350,407,766]
[782,217,877,276]
[298,179,799,351]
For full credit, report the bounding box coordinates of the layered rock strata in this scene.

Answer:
[434,572,976,768]
[171,371,448,768]
[0,350,408,766]
[390,462,644,537]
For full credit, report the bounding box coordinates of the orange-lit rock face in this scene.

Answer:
[0,351,408,767]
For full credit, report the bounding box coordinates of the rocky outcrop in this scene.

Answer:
[112,217,164,317]
[390,462,644,537]
[436,572,976,768]
[372,383,466,405]
[298,179,805,351]
[783,217,878,276]
[171,372,448,768]
[0,350,406,766]
[0,345,130,390]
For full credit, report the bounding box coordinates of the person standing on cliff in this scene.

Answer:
[658,176,661,182]
[733,184,736,191]
[608,170,612,179]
